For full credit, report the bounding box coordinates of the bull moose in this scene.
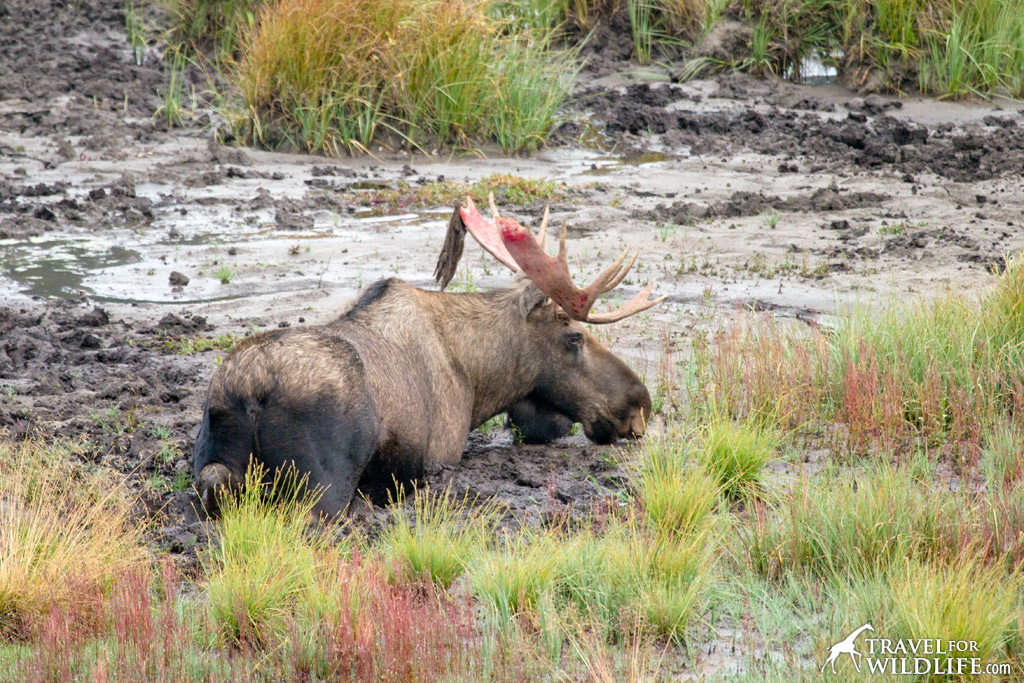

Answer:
[193,195,664,515]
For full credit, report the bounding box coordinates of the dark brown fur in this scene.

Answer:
[194,276,652,515]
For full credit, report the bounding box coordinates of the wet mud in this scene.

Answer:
[2,0,1024,579]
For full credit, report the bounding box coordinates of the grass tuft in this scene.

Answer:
[225,0,575,154]
[357,173,563,214]
[698,417,778,500]
[634,433,720,534]
[379,486,498,588]
[0,438,147,640]
[202,465,339,646]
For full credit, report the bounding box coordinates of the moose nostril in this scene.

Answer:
[628,407,646,436]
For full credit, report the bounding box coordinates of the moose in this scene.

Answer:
[193,195,665,515]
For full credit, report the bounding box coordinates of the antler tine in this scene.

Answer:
[536,205,550,250]
[557,219,567,264]
[488,192,502,221]
[585,281,668,324]
[586,247,638,297]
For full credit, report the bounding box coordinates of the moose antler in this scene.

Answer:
[456,193,665,324]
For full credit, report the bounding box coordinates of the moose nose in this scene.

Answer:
[627,406,647,437]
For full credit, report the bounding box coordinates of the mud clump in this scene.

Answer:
[638,185,889,222]
[592,81,1024,182]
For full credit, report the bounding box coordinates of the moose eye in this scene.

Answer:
[565,332,584,350]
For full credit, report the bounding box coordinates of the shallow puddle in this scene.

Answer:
[2,238,142,299]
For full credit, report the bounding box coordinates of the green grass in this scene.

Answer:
[981,421,1024,491]
[213,265,233,284]
[156,47,189,127]
[831,556,1023,675]
[698,417,779,500]
[467,437,722,644]
[470,529,568,621]
[379,486,498,587]
[202,465,340,646]
[0,438,147,639]
[356,173,563,213]
[633,433,720,534]
[124,0,148,65]
[744,463,968,580]
[729,0,1024,97]
[157,333,238,354]
[628,0,657,64]
[224,0,576,154]
[470,517,717,643]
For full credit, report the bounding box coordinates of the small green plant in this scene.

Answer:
[878,222,906,235]
[145,472,171,492]
[203,465,340,646]
[762,211,780,229]
[124,0,147,65]
[379,486,497,587]
[159,333,238,354]
[153,441,183,468]
[628,0,657,64]
[170,469,192,492]
[149,423,171,441]
[450,266,480,293]
[634,434,719,535]
[90,403,141,436]
[657,222,678,242]
[698,417,778,500]
[213,265,233,284]
[476,413,504,435]
[156,48,188,127]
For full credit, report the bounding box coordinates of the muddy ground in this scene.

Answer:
[2,0,1024,671]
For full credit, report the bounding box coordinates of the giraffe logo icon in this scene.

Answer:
[821,623,875,674]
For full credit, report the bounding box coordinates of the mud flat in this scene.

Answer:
[2,0,1024,674]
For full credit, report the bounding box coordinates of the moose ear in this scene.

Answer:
[515,279,549,319]
[434,202,466,290]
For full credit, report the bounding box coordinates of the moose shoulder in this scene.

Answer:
[193,195,664,516]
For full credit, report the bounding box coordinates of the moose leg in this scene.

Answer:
[357,439,426,505]
[192,401,250,515]
[507,395,574,444]
[256,398,379,518]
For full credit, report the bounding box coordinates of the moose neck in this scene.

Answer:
[424,287,541,427]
